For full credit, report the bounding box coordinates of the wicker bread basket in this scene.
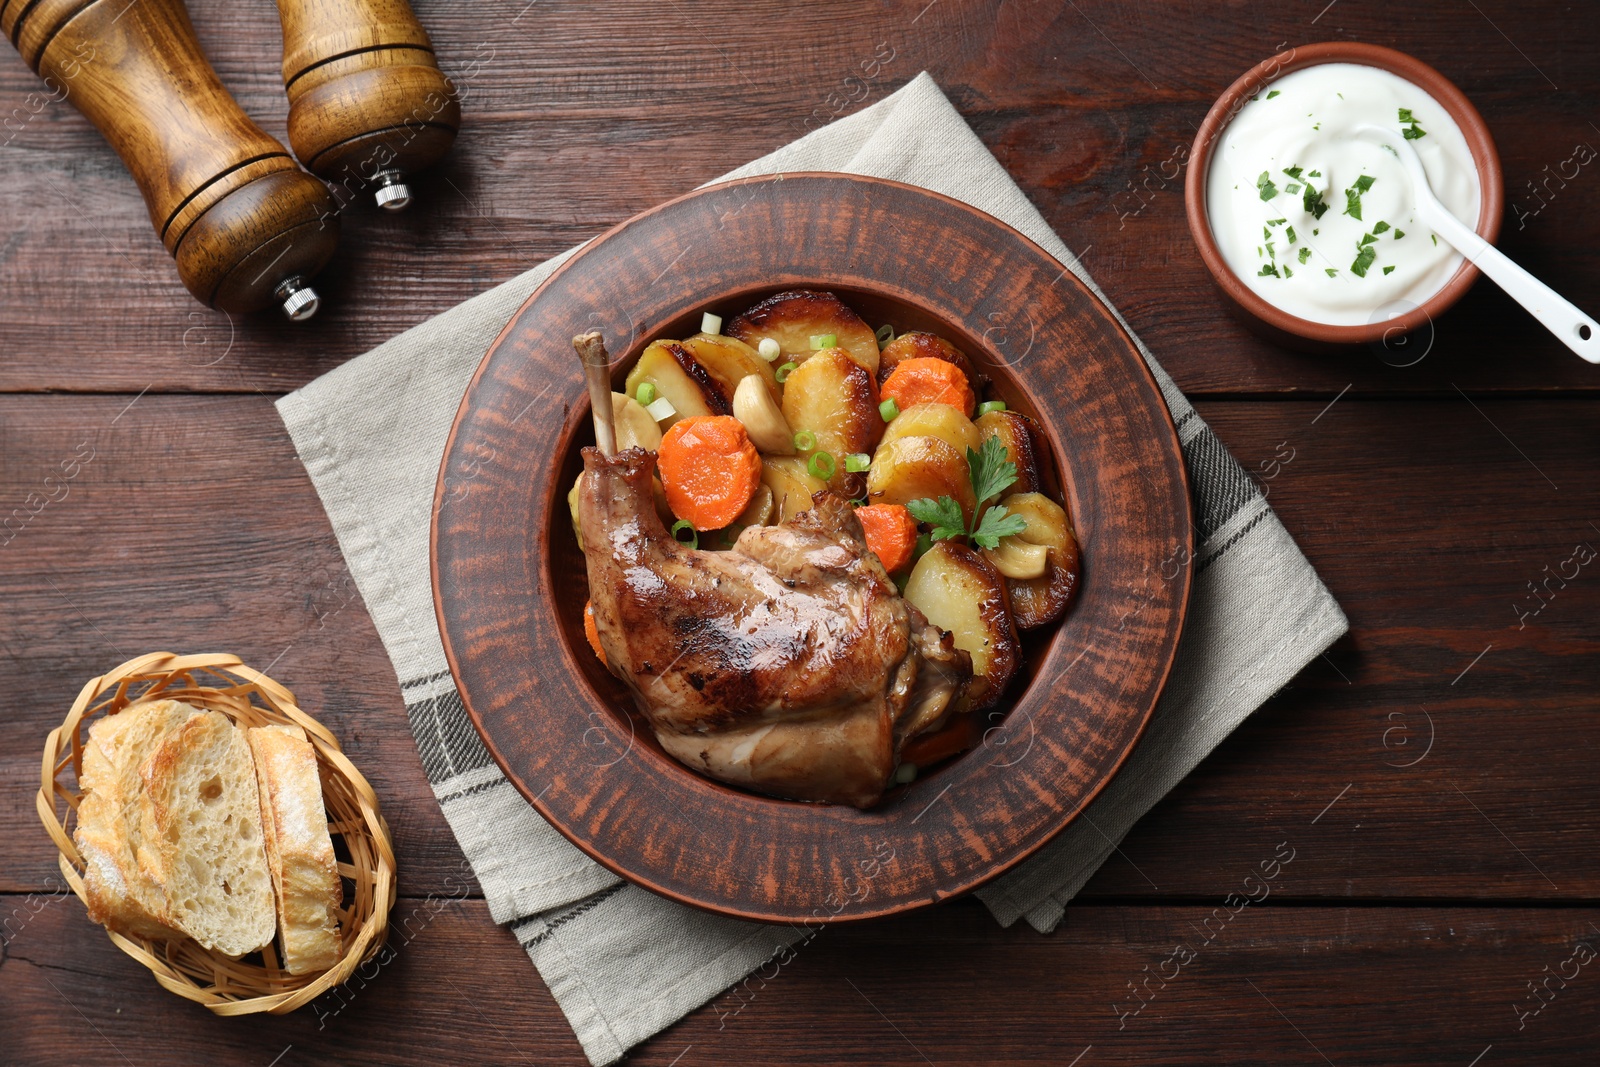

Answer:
[38,652,397,1015]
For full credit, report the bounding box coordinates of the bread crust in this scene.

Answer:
[249,724,343,974]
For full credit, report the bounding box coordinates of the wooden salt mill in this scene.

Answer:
[275,0,460,211]
[0,0,338,318]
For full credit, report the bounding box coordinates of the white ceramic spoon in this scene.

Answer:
[1358,124,1599,364]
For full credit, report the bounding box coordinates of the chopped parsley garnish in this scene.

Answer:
[1263,226,1271,240]
[1257,171,1279,201]
[1286,225,1298,244]
[1268,218,1287,227]
[1287,182,1301,193]
[1259,263,1281,278]
[1383,265,1396,275]
[1343,174,1375,221]
[1325,268,1339,277]
[1394,229,1406,239]
[1431,234,1438,246]
[1298,247,1312,264]
[1351,242,1378,277]
[906,437,1027,550]
[1373,220,1391,234]
[1284,166,1305,180]
[1359,232,1378,246]
[1309,170,1322,177]
[1283,266,1294,278]
[1303,182,1329,220]
[1398,107,1427,140]
[1267,90,1281,99]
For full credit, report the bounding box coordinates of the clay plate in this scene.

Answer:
[432,174,1192,923]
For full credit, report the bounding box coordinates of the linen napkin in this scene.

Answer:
[277,72,1347,1064]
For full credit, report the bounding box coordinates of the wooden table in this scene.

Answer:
[4,2,1597,1063]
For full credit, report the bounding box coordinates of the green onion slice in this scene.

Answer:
[975,400,1007,417]
[775,361,798,384]
[670,519,698,548]
[757,338,781,361]
[879,398,900,422]
[808,451,836,480]
[635,382,657,406]
[809,333,837,350]
[844,452,871,473]
[874,324,895,347]
[792,429,816,452]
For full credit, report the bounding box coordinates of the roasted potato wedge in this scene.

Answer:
[903,541,1019,709]
[879,402,980,460]
[993,492,1080,629]
[681,333,780,405]
[780,348,883,490]
[735,482,775,527]
[610,392,663,452]
[865,435,975,526]
[761,456,827,522]
[728,289,880,375]
[975,409,1046,498]
[624,341,730,429]
[877,331,981,389]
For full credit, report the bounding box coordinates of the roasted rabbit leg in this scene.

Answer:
[579,445,970,808]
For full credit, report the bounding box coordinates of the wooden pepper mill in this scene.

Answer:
[275,0,460,211]
[1,0,339,318]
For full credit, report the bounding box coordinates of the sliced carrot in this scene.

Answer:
[880,357,975,416]
[853,503,918,574]
[583,600,606,661]
[657,415,762,531]
[900,713,977,768]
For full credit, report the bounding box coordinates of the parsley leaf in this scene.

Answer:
[967,436,1020,505]
[1351,243,1377,277]
[1283,166,1305,180]
[1286,225,1298,244]
[1343,174,1375,220]
[1266,90,1281,99]
[1298,246,1312,264]
[1325,268,1339,277]
[1383,265,1396,275]
[1373,220,1391,234]
[1394,228,1406,239]
[1257,171,1279,201]
[906,497,967,542]
[970,506,1029,550]
[1303,182,1329,220]
[1259,263,1281,277]
[1399,107,1427,140]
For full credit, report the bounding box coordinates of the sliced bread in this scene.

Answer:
[248,723,343,974]
[139,710,276,958]
[75,699,199,940]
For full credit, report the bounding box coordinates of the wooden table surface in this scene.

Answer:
[3,2,1597,1064]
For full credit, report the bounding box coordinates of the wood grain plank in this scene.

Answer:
[0,0,1595,393]
[3,898,1596,1065]
[0,393,1595,905]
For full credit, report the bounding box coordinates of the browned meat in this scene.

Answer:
[579,446,971,808]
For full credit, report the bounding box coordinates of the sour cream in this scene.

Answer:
[1205,62,1481,327]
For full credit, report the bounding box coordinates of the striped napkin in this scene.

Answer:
[277,72,1347,1065]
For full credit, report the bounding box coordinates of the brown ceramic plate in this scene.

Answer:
[432,174,1192,923]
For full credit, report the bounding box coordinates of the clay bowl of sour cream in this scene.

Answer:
[1185,42,1504,349]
